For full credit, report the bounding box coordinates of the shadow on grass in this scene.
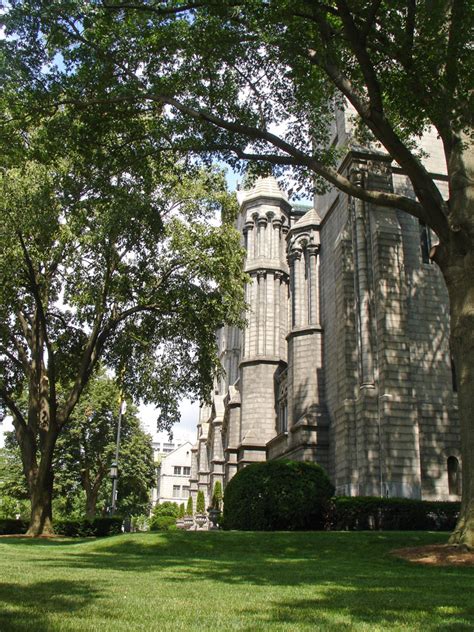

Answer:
[1,532,473,631]
[0,579,101,632]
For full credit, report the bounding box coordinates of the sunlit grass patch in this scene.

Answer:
[0,531,472,631]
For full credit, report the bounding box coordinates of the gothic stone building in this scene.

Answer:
[190,128,461,506]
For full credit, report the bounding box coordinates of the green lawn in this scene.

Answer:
[0,531,472,631]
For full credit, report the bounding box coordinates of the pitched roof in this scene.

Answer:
[238,176,288,205]
[291,207,322,230]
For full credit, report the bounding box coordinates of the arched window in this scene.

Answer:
[447,456,461,495]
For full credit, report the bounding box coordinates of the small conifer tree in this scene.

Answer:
[186,495,193,516]
[196,490,205,514]
[178,503,185,519]
[212,481,223,510]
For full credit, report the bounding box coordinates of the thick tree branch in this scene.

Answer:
[304,52,450,239]
[17,232,57,419]
[8,333,31,376]
[154,95,433,221]
[0,386,27,431]
[0,346,24,373]
[335,1,384,115]
[101,1,204,15]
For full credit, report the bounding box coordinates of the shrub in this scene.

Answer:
[196,491,205,514]
[151,502,179,518]
[211,481,223,510]
[0,518,28,535]
[223,460,334,531]
[54,517,123,537]
[178,503,185,519]
[149,515,177,532]
[186,496,193,515]
[325,497,460,531]
[131,514,150,532]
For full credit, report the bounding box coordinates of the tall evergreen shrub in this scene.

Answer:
[196,490,205,514]
[186,495,193,516]
[223,460,334,531]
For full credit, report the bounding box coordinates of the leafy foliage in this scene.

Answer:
[223,460,334,531]
[0,443,29,519]
[211,481,223,510]
[149,515,177,532]
[326,497,460,532]
[0,519,28,535]
[0,99,245,532]
[54,516,123,537]
[56,371,156,518]
[151,501,179,518]
[196,490,205,514]
[149,503,179,531]
[186,495,193,516]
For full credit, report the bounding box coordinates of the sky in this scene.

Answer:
[140,399,199,444]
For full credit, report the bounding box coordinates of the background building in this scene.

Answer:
[153,441,193,506]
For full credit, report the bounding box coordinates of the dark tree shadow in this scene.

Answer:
[1,532,472,631]
[0,579,101,632]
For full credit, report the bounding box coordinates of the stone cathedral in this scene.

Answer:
[189,121,461,506]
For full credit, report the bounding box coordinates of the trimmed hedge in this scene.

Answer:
[223,460,334,531]
[0,519,28,535]
[54,516,123,537]
[326,497,460,531]
[149,515,177,532]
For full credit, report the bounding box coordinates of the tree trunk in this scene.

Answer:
[22,428,58,537]
[85,487,98,521]
[27,468,55,536]
[437,244,474,549]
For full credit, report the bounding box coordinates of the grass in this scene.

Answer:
[0,531,472,631]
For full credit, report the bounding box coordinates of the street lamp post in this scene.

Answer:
[110,398,126,515]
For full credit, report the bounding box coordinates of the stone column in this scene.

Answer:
[266,211,275,258]
[243,221,254,263]
[307,245,320,325]
[273,218,282,263]
[257,216,267,259]
[257,269,267,355]
[274,272,282,357]
[281,224,289,264]
[352,171,375,388]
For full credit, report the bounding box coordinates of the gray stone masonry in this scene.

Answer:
[192,157,460,504]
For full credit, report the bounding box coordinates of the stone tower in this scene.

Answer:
[236,177,291,467]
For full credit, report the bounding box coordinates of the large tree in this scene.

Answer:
[2,1,473,546]
[0,108,245,534]
[54,369,155,519]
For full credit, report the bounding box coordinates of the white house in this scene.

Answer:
[154,441,193,506]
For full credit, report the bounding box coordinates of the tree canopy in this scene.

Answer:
[55,369,155,519]
[2,0,473,546]
[0,99,246,533]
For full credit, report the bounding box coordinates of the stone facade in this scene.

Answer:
[190,140,461,504]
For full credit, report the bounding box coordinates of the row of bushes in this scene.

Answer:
[0,519,29,535]
[326,497,460,532]
[54,517,123,537]
[222,460,460,531]
[0,516,124,536]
